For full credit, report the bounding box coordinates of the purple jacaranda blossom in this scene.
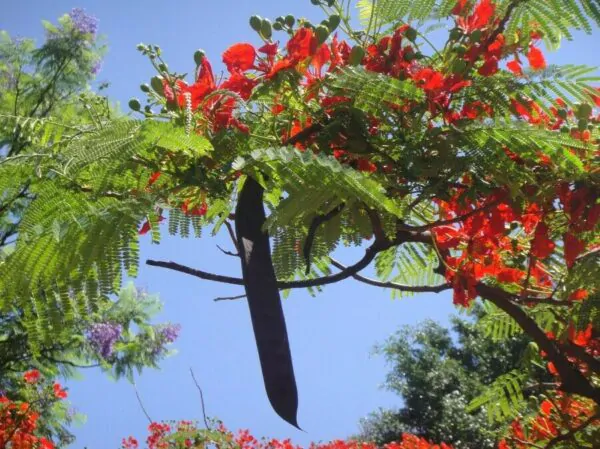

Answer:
[157,323,181,344]
[68,8,98,36]
[91,60,103,75]
[149,323,181,356]
[87,322,122,359]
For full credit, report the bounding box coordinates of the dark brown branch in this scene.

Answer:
[303,203,345,274]
[146,260,245,285]
[329,258,451,293]
[477,283,600,404]
[147,229,431,290]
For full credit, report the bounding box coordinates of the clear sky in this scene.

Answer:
[1,2,597,448]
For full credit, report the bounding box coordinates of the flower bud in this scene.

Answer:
[140,83,150,93]
[470,30,482,43]
[158,63,168,72]
[249,15,263,32]
[136,43,147,52]
[405,27,418,42]
[315,25,330,44]
[349,45,365,66]
[261,19,273,39]
[576,103,592,119]
[128,98,141,111]
[285,15,295,27]
[449,29,462,41]
[194,49,205,66]
[273,22,284,31]
[150,76,164,95]
[327,14,341,32]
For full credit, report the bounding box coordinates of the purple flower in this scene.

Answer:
[91,60,103,75]
[87,322,122,359]
[68,8,98,36]
[157,323,181,344]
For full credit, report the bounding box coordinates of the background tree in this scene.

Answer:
[357,306,549,449]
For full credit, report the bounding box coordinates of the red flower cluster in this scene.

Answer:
[500,394,598,448]
[124,423,453,449]
[1,372,68,449]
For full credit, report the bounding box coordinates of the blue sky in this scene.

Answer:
[1,2,597,448]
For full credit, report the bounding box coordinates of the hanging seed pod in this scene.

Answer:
[315,25,330,44]
[128,98,141,111]
[349,45,365,66]
[261,19,273,39]
[194,49,205,66]
[250,15,263,32]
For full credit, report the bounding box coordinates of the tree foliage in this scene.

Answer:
[357,308,549,449]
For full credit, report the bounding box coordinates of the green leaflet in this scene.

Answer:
[467,369,527,422]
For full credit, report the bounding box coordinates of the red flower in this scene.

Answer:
[287,27,318,62]
[569,289,589,301]
[413,68,445,91]
[53,382,68,399]
[222,43,256,73]
[39,438,55,449]
[506,58,523,75]
[452,0,469,15]
[147,171,161,187]
[569,324,593,347]
[478,56,499,76]
[357,158,377,173]
[471,0,496,29]
[457,0,496,32]
[138,220,151,235]
[23,369,41,384]
[527,46,546,70]
[530,222,555,259]
[564,232,586,268]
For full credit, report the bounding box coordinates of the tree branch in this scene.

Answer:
[477,283,600,404]
[329,258,451,293]
[303,203,345,274]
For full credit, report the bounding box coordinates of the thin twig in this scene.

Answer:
[216,245,238,257]
[214,294,247,302]
[132,382,153,424]
[330,258,450,293]
[224,220,238,252]
[303,203,345,274]
[189,368,211,429]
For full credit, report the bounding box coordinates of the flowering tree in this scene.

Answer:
[0,0,599,447]
[0,11,181,446]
